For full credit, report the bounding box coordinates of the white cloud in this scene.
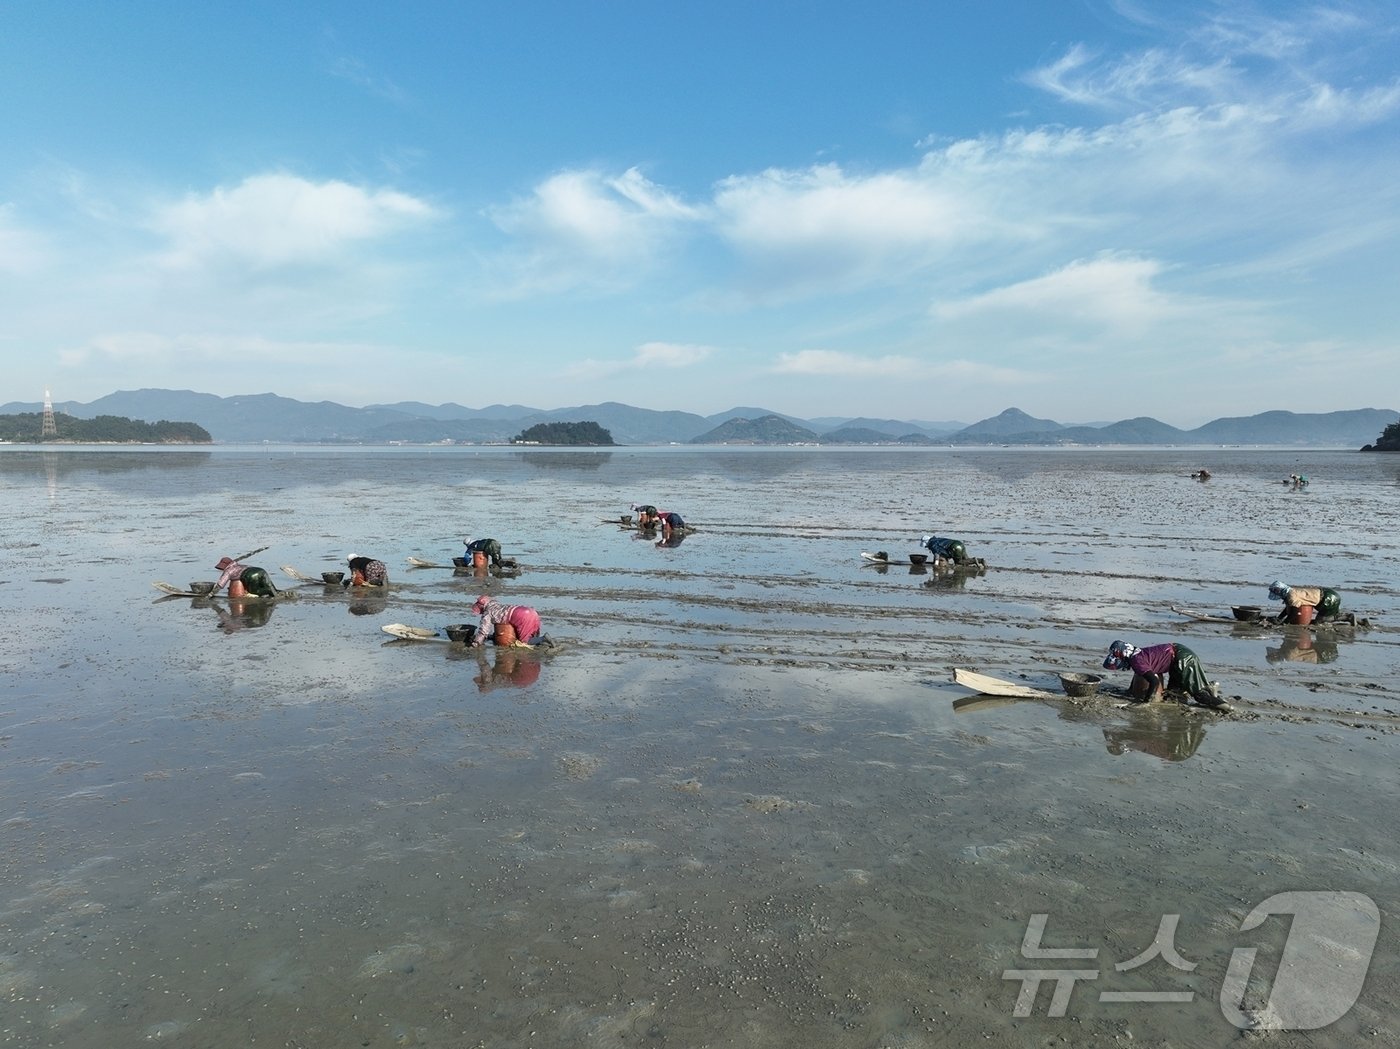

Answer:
[483,167,701,297]
[771,350,919,377]
[153,173,437,272]
[936,253,1172,333]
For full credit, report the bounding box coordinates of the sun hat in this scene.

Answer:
[215,556,234,570]
[921,535,933,545]
[1268,581,1290,600]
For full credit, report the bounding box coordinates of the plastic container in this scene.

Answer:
[472,550,488,568]
[1289,604,1315,626]
[495,622,518,646]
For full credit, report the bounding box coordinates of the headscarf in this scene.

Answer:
[921,535,933,546]
[346,553,360,564]
[472,595,491,615]
[1103,639,1139,670]
[215,556,234,570]
[1268,581,1290,601]
[462,537,475,547]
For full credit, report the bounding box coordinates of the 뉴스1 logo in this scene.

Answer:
[1003,891,1380,1030]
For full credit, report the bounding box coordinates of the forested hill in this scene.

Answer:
[512,421,615,445]
[0,413,212,444]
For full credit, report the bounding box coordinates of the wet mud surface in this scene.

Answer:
[2,445,1399,1047]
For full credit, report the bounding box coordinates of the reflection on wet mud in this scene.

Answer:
[518,451,612,470]
[1101,714,1207,762]
[0,448,212,478]
[1267,633,1341,664]
[213,597,277,632]
[472,646,544,692]
[348,591,390,617]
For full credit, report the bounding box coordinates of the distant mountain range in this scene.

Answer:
[3,390,1394,448]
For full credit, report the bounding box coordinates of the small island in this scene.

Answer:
[511,421,615,446]
[0,413,213,444]
[1360,419,1400,452]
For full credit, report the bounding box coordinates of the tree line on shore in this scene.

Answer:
[0,412,212,444]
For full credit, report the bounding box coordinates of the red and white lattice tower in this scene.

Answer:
[41,389,57,438]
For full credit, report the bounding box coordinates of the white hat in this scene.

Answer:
[921,535,932,545]
[462,537,475,547]
[346,553,359,563]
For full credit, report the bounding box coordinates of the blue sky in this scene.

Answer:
[2,0,1397,426]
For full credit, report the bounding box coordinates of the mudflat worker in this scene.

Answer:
[211,556,279,599]
[629,503,658,518]
[1267,581,1353,625]
[346,554,389,587]
[639,508,686,538]
[469,595,550,648]
[1102,640,1226,709]
[462,537,504,567]
[920,535,971,565]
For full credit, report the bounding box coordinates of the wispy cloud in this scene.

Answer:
[563,341,714,380]
[0,206,48,272]
[936,253,1172,333]
[771,350,919,377]
[57,331,371,369]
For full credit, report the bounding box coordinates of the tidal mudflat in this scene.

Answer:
[1,446,1397,1047]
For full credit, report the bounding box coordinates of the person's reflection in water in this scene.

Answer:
[1102,715,1207,763]
[656,531,686,549]
[1266,633,1340,665]
[213,597,276,634]
[922,567,973,590]
[349,591,390,617]
[474,647,543,693]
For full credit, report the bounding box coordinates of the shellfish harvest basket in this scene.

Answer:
[1059,672,1102,698]
[188,581,216,595]
[1231,605,1263,621]
[322,571,345,585]
[445,624,477,644]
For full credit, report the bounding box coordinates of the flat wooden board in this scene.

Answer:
[153,580,202,597]
[381,623,440,641]
[952,667,1063,700]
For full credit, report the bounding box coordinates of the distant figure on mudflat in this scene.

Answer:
[346,554,388,587]
[639,508,686,539]
[462,537,504,568]
[1267,581,1362,625]
[920,535,972,565]
[211,555,279,599]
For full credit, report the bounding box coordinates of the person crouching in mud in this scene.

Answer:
[345,554,388,587]
[639,508,685,540]
[1267,581,1362,625]
[468,595,551,648]
[920,535,971,565]
[1102,640,1226,709]
[462,537,504,567]
[211,556,279,598]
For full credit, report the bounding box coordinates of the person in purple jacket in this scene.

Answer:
[1102,640,1226,708]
